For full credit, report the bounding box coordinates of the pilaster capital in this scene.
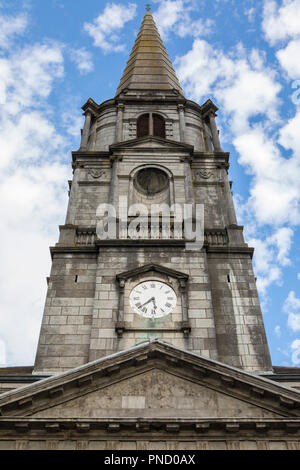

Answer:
[109,154,123,163]
[83,109,92,118]
[201,98,218,118]
[81,97,99,116]
[179,155,192,163]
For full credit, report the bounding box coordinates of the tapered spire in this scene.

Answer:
[115,8,184,96]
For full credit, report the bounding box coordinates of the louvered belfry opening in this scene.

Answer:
[137,114,150,138]
[153,113,165,138]
[137,113,166,138]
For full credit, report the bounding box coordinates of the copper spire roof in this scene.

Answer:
[115,8,184,96]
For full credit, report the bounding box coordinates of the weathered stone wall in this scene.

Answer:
[94,106,118,150]
[34,253,98,372]
[65,166,111,226]
[185,107,206,151]
[207,252,273,372]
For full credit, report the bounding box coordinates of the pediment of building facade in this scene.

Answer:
[1,341,300,422]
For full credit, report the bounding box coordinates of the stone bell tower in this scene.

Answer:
[33,8,272,375]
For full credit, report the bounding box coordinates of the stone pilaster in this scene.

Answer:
[80,112,92,150]
[178,104,185,142]
[209,112,222,152]
[115,104,124,142]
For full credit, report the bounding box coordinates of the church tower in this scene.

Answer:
[33,8,272,375]
[3,8,300,452]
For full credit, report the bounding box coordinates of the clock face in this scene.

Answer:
[129,281,177,318]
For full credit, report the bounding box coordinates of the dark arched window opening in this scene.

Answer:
[137,113,166,139]
[137,114,149,138]
[153,113,166,138]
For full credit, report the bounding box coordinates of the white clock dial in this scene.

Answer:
[129,281,177,318]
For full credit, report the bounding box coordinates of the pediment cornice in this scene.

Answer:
[1,340,300,419]
[116,263,189,283]
[109,136,194,154]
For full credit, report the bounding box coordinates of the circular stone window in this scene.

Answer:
[134,168,169,196]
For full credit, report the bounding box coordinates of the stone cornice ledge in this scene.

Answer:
[95,239,187,247]
[50,246,98,259]
[1,417,300,435]
[206,246,254,257]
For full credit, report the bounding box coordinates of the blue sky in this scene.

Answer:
[0,0,300,368]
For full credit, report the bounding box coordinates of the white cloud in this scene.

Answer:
[279,110,300,154]
[275,325,281,337]
[175,40,280,134]
[288,314,300,332]
[269,227,293,266]
[262,0,300,45]
[0,340,6,366]
[284,291,300,333]
[276,39,300,79]
[284,290,300,312]
[0,43,64,116]
[263,1,300,107]
[62,112,84,138]
[153,0,214,39]
[241,125,300,221]
[245,7,256,23]
[246,228,293,297]
[84,3,137,53]
[0,13,28,49]
[0,111,65,170]
[175,38,300,231]
[291,339,300,364]
[69,47,94,74]
[0,18,72,365]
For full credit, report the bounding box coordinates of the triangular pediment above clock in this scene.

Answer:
[1,340,300,422]
[116,263,189,283]
[110,136,194,152]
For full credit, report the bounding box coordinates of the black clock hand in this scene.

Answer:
[140,297,154,308]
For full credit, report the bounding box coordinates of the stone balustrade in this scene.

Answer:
[75,225,228,246]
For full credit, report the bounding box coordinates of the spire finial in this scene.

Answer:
[145,3,151,11]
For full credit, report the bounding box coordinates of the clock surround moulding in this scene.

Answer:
[115,264,191,338]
